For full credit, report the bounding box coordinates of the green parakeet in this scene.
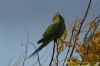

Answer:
[28,13,66,58]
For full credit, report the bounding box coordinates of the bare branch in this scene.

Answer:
[22,30,29,66]
[49,41,56,66]
[56,43,60,66]
[69,0,91,58]
[63,19,77,66]
[30,42,41,66]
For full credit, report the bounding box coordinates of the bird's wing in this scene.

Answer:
[38,22,61,44]
[43,22,61,37]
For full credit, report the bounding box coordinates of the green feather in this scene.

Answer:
[27,41,49,58]
[28,13,66,58]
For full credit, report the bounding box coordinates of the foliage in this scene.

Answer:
[10,0,100,66]
[56,15,100,66]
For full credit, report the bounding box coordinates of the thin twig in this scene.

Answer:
[22,30,29,66]
[69,0,91,58]
[8,58,13,66]
[30,42,41,66]
[31,44,49,66]
[63,20,77,66]
[49,41,56,66]
[13,51,25,66]
[83,14,100,43]
[86,19,100,53]
[56,43,60,66]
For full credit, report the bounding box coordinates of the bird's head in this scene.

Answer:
[52,12,64,23]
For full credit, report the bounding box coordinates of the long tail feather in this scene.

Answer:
[27,42,48,59]
[37,38,44,44]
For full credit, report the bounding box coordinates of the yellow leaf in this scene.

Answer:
[94,32,100,38]
[73,34,79,40]
[65,42,72,47]
[62,30,67,40]
[66,58,80,66]
[95,38,100,44]
[77,45,85,52]
[89,19,96,26]
[90,19,97,31]
[92,24,97,31]
[57,42,64,53]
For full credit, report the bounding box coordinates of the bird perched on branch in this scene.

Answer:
[28,12,66,58]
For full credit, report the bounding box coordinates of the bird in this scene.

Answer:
[28,12,66,58]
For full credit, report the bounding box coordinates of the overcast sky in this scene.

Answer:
[0,0,100,66]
